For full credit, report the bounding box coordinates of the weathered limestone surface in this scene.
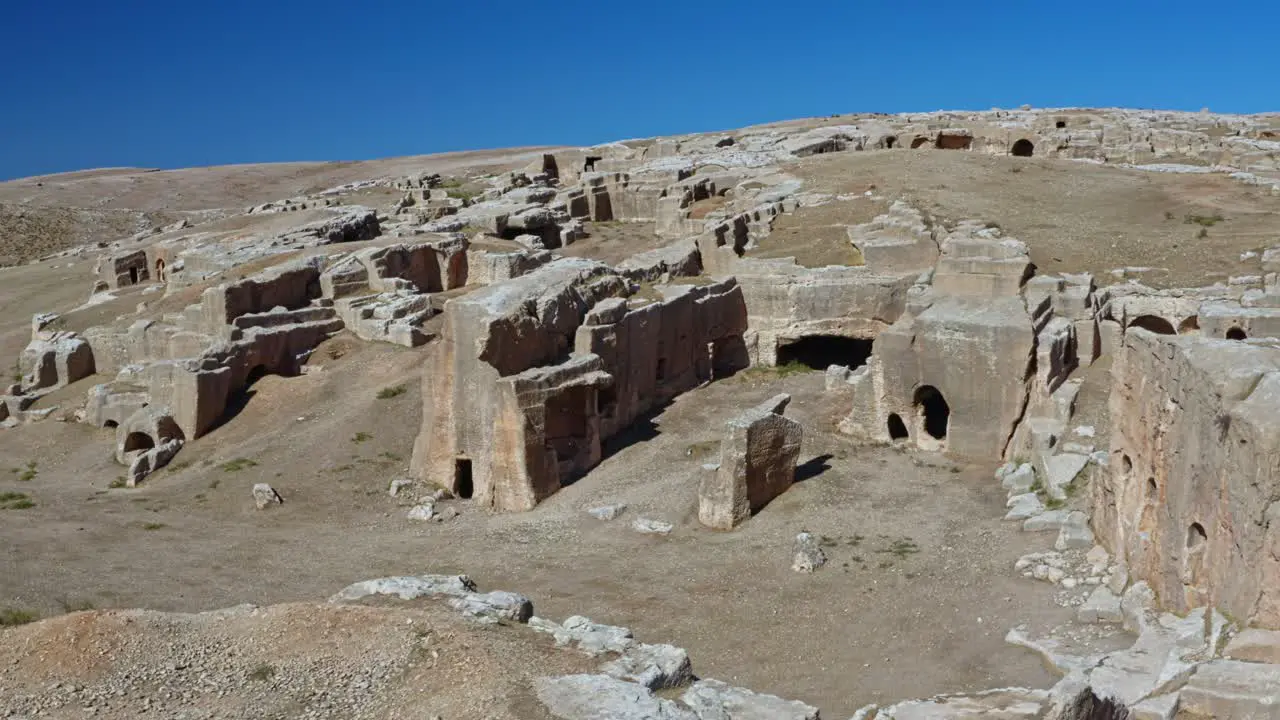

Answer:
[1096,328,1280,626]
[846,295,1035,459]
[734,260,914,366]
[411,257,749,511]
[699,393,802,530]
[20,332,95,391]
[847,201,940,273]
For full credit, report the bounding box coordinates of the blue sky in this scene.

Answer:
[1,0,1276,180]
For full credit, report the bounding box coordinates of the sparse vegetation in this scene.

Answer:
[878,538,920,558]
[220,458,258,472]
[351,432,373,443]
[248,663,276,682]
[446,188,480,201]
[1184,212,1224,227]
[142,522,166,531]
[684,440,720,460]
[12,460,37,481]
[739,361,812,381]
[1164,210,1175,220]
[376,384,407,400]
[0,608,38,626]
[1198,227,1209,239]
[0,491,35,510]
[108,477,128,489]
[57,597,94,613]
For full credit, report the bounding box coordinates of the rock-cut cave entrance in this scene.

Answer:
[776,336,874,372]
[1011,139,1035,157]
[913,385,950,446]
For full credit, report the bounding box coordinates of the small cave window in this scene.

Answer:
[913,385,950,441]
[123,432,155,454]
[1178,316,1200,334]
[103,419,119,429]
[597,387,617,419]
[1226,327,1248,341]
[1146,477,1158,500]
[583,155,602,172]
[884,136,897,149]
[1055,120,1067,129]
[910,136,930,149]
[455,458,473,499]
[1011,139,1035,157]
[887,413,909,440]
[1128,315,1176,335]
[1187,522,1208,550]
[1122,454,1133,474]
[245,365,268,386]
[655,358,667,382]
[775,336,874,372]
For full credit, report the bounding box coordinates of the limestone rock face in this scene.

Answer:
[1096,329,1280,625]
[535,674,697,720]
[682,679,820,720]
[791,532,827,573]
[410,257,748,512]
[698,393,802,530]
[327,574,476,603]
[252,483,283,509]
[20,332,94,391]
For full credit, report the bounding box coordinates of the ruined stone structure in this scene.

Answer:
[1096,329,1280,627]
[699,393,802,530]
[411,257,749,511]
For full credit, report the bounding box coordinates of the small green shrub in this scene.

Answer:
[739,361,812,380]
[0,608,38,626]
[16,461,37,482]
[0,492,34,510]
[58,597,94,613]
[878,538,920,558]
[220,458,258,472]
[1185,213,1224,227]
[142,522,166,531]
[376,384,407,400]
[108,477,127,489]
[248,663,276,682]
[352,432,373,443]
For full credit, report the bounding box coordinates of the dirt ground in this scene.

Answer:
[0,340,1075,715]
[787,149,1280,288]
[0,146,570,265]
[3,139,1267,716]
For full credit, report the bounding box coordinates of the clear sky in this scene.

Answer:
[2,0,1276,181]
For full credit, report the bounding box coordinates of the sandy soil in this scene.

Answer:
[788,149,1280,288]
[2,138,1270,716]
[0,346,1074,715]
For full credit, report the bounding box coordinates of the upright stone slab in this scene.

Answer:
[698,393,802,530]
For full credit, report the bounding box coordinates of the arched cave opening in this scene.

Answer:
[887,413,909,440]
[776,336,874,372]
[1011,139,1035,157]
[1187,522,1208,550]
[914,385,950,441]
[455,458,474,499]
[123,432,156,454]
[245,365,268,386]
[1128,315,1176,335]
[1178,316,1200,334]
[1227,327,1248,340]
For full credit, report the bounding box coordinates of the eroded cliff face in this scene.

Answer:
[1098,328,1280,626]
